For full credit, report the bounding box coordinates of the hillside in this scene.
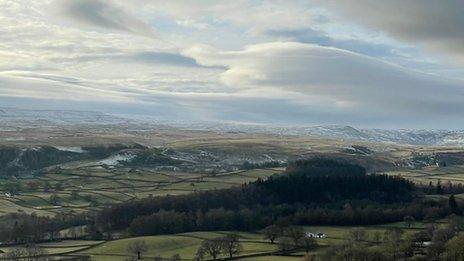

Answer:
[3,107,464,146]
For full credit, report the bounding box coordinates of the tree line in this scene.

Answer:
[95,159,422,236]
[318,215,464,260]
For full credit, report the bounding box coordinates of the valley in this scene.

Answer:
[1,109,464,260]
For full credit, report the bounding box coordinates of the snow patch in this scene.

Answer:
[100,152,136,166]
[55,146,86,153]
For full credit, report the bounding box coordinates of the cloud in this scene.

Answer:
[265,28,400,58]
[127,52,214,68]
[314,0,464,61]
[57,0,157,38]
[185,42,464,118]
[0,73,135,102]
[2,0,464,129]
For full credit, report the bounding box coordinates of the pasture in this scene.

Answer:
[386,164,464,185]
[0,165,283,217]
[68,224,425,260]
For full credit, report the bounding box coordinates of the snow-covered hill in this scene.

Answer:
[163,122,464,146]
[0,107,134,127]
[301,126,464,146]
[2,107,464,146]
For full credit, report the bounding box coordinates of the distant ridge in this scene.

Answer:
[2,107,464,146]
[0,107,134,127]
[155,122,464,146]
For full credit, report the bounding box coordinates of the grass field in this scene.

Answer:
[63,223,427,260]
[0,240,103,258]
[0,166,283,217]
[386,164,464,185]
[76,231,277,260]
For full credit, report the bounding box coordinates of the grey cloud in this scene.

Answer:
[185,42,464,119]
[315,0,464,59]
[48,50,222,69]
[127,52,225,69]
[2,68,464,129]
[266,28,400,58]
[58,0,157,38]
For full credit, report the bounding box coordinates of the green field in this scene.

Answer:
[75,231,276,260]
[60,224,426,260]
[0,166,283,217]
[386,164,464,185]
[0,240,103,258]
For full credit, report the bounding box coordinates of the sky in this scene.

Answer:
[1,0,464,129]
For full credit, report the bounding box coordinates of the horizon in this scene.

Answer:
[4,105,464,133]
[1,1,464,129]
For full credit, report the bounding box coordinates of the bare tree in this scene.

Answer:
[49,193,60,205]
[277,236,295,254]
[25,244,48,260]
[284,226,305,245]
[384,228,404,259]
[298,236,317,253]
[196,238,223,260]
[263,224,282,243]
[413,231,429,247]
[372,231,382,244]
[349,227,366,242]
[127,239,148,260]
[403,215,415,228]
[444,234,464,260]
[220,233,242,258]
[6,247,26,259]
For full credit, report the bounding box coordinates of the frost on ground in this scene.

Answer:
[55,146,86,153]
[99,153,136,166]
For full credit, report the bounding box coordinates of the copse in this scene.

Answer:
[286,158,366,176]
[96,159,418,235]
[259,168,413,205]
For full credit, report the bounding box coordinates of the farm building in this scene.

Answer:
[306,232,327,239]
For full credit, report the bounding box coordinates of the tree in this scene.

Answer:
[436,180,444,194]
[25,244,48,260]
[372,231,382,244]
[427,228,455,259]
[43,181,51,192]
[413,231,430,247]
[4,181,22,195]
[449,194,460,214]
[403,215,415,228]
[127,239,147,260]
[277,237,295,254]
[263,225,282,243]
[49,194,59,205]
[220,233,242,258]
[27,181,39,191]
[86,222,103,240]
[284,226,305,245]
[298,236,317,253]
[170,253,181,261]
[54,182,63,191]
[349,227,366,242]
[444,234,464,261]
[71,190,79,200]
[68,226,79,239]
[197,238,222,260]
[399,235,415,258]
[425,223,437,239]
[384,228,403,259]
[449,215,464,232]
[5,247,25,259]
